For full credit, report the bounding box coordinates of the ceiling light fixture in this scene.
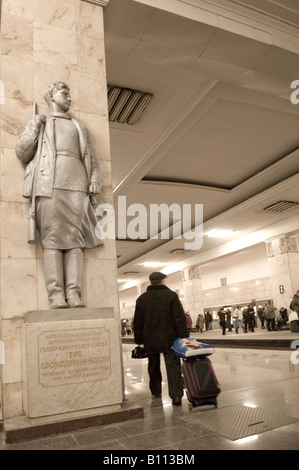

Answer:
[141,262,163,267]
[108,85,153,125]
[206,229,237,238]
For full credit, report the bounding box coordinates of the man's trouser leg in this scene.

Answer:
[148,353,162,396]
[43,249,68,309]
[163,350,184,400]
[64,248,86,308]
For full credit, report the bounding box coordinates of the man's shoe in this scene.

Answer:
[172,397,182,406]
[151,395,162,407]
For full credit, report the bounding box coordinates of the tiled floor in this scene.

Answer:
[1,332,299,451]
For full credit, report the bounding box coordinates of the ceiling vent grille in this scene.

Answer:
[123,271,140,276]
[108,85,152,125]
[170,249,191,254]
[263,201,299,213]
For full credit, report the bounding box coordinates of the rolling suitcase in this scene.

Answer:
[182,356,221,408]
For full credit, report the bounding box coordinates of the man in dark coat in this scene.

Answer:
[290,291,299,319]
[133,272,189,406]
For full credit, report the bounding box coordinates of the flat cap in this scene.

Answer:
[149,272,167,282]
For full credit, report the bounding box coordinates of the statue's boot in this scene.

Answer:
[64,248,86,308]
[43,249,68,309]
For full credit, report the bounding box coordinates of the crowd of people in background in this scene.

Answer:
[192,298,296,336]
[122,290,299,336]
[215,302,291,335]
[190,300,296,336]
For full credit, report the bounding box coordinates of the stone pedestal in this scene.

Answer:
[3,307,144,444]
[21,309,122,420]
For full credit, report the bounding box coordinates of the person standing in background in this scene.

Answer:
[245,304,255,332]
[204,311,211,331]
[257,305,265,329]
[196,313,204,333]
[264,302,276,331]
[217,307,227,335]
[279,307,288,326]
[233,306,244,334]
[185,311,193,333]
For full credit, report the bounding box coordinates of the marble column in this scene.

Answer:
[0,0,118,419]
[182,266,203,327]
[266,234,299,312]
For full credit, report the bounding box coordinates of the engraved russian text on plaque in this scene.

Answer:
[38,327,111,387]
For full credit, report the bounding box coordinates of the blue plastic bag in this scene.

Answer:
[171,337,214,359]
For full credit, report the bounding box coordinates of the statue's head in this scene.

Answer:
[44,81,70,106]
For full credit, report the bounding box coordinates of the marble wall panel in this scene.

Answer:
[2,0,33,19]
[1,318,23,384]
[1,56,34,102]
[1,201,36,259]
[85,259,120,312]
[34,0,76,31]
[77,34,106,77]
[1,13,33,61]
[85,240,117,261]
[36,259,50,311]
[76,0,104,38]
[77,74,108,115]
[1,98,33,149]
[1,259,38,318]
[2,381,23,418]
[34,23,78,70]
[1,148,25,203]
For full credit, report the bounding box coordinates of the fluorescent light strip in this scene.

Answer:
[206,229,236,238]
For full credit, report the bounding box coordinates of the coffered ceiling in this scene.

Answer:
[103,0,299,287]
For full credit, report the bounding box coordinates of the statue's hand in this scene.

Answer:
[89,183,101,194]
[33,115,46,130]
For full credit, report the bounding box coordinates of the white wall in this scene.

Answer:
[199,243,269,290]
[119,243,270,318]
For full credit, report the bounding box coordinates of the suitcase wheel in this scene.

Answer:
[192,397,218,408]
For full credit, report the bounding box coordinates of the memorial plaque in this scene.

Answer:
[38,327,111,387]
[21,317,123,419]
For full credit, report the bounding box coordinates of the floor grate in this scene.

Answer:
[180,404,298,440]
